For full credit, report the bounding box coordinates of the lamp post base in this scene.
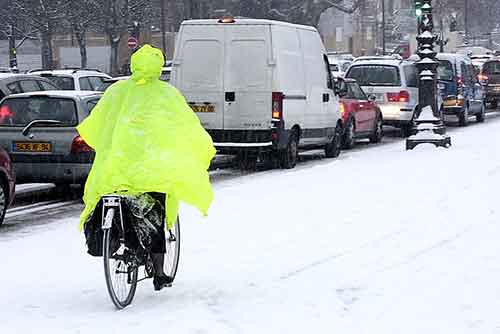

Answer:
[406,135,452,150]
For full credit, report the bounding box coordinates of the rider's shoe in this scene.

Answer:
[153,274,174,291]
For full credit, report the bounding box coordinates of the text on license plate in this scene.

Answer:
[191,104,215,113]
[13,142,52,152]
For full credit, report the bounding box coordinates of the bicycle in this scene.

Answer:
[101,195,180,309]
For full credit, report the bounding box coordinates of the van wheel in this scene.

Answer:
[458,104,469,126]
[342,118,355,149]
[476,103,486,123]
[279,132,298,169]
[369,115,383,143]
[325,124,342,158]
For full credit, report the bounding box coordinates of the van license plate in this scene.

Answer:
[191,105,215,113]
[13,142,52,153]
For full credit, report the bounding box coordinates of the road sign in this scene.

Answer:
[127,37,138,49]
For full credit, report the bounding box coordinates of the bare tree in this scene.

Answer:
[97,0,155,75]
[11,0,70,69]
[64,0,101,68]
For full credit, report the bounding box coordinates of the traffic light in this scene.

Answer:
[415,1,423,17]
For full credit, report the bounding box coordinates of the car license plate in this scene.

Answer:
[191,104,215,113]
[13,142,52,153]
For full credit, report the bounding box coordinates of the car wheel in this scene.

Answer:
[342,118,355,149]
[476,103,486,123]
[458,104,469,127]
[491,100,498,109]
[369,115,383,143]
[325,123,342,158]
[401,121,414,138]
[0,179,8,227]
[279,131,298,169]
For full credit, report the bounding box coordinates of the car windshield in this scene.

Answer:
[437,60,454,81]
[346,65,401,86]
[483,61,500,75]
[340,61,352,72]
[44,75,75,90]
[0,97,78,126]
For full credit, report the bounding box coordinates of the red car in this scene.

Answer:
[338,78,383,149]
[0,146,15,226]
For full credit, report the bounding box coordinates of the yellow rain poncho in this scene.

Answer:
[77,44,216,230]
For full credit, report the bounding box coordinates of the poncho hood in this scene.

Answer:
[130,44,164,84]
[77,45,215,230]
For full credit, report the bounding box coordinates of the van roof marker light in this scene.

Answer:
[218,16,236,24]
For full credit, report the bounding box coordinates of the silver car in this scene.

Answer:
[0,90,101,185]
[345,56,419,137]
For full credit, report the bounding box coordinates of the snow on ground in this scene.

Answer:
[1,119,500,333]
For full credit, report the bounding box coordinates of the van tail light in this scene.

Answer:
[71,136,93,154]
[272,92,284,120]
[387,90,410,103]
[478,74,489,83]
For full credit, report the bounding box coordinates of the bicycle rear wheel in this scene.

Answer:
[103,209,138,309]
[164,217,181,280]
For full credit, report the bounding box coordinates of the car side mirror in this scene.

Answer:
[368,95,377,102]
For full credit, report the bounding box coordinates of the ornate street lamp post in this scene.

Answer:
[406,0,451,150]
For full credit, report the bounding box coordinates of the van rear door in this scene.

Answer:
[174,25,225,130]
[223,25,272,130]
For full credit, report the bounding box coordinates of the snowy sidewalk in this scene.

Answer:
[1,119,500,333]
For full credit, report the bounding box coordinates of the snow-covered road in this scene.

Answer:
[1,117,500,333]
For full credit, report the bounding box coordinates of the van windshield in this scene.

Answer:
[483,61,500,75]
[0,97,78,126]
[437,60,454,81]
[346,65,401,86]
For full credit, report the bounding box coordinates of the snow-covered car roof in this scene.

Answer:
[4,90,102,99]
[28,69,111,78]
[350,57,410,68]
[436,53,471,63]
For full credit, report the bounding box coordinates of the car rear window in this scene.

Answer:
[437,60,454,81]
[403,65,418,87]
[346,65,401,86]
[483,61,500,75]
[0,97,78,126]
[44,76,75,90]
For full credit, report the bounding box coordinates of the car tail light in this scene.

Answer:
[387,91,409,103]
[0,105,13,123]
[339,101,345,115]
[71,136,93,154]
[272,92,284,120]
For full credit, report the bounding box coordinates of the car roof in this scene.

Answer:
[4,90,102,99]
[436,53,470,63]
[0,73,57,82]
[29,69,110,77]
[350,58,410,67]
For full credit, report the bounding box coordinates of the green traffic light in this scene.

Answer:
[416,8,423,16]
[415,1,422,17]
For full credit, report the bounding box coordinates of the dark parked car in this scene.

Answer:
[479,58,500,109]
[338,78,383,148]
[0,146,16,226]
[0,73,59,100]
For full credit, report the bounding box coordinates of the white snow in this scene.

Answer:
[1,117,500,333]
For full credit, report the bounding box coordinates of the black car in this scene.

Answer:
[480,59,500,109]
[0,73,59,100]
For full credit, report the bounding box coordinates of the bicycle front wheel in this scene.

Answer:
[103,211,138,309]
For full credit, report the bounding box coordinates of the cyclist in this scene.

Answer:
[77,44,215,291]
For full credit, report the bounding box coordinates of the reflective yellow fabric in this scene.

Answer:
[77,44,215,230]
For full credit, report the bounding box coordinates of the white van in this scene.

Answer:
[171,18,343,169]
